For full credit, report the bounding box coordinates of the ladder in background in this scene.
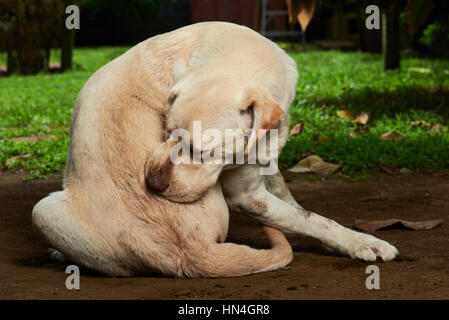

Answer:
[260,0,306,46]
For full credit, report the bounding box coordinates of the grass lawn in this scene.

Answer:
[0,47,448,179]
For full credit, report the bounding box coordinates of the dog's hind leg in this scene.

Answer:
[32,191,132,276]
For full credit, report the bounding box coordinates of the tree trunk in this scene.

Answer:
[17,46,47,75]
[61,0,77,72]
[382,6,401,70]
[6,51,19,75]
[61,26,75,72]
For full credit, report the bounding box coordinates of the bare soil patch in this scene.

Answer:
[1,171,448,299]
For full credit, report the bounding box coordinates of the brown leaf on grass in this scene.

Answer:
[337,109,353,120]
[37,134,58,141]
[288,155,340,175]
[290,123,304,136]
[354,219,443,233]
[380,131,403,141]
[9,136,38,143]
[431,124,442,133]
[349,125,370,138]
[410,120,431,128]
[9,135,57,143]
[408,67,431,74]
[379,162,400,175]
[354,112,369,125]
[399,167,413,174]
[6,154,32,166]
[317,136,328,144]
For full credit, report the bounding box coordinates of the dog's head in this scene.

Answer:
[145,69,284,203]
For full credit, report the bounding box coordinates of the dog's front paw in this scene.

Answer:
[347,234,399,262]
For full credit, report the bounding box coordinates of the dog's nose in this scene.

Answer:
[146,170,170,193]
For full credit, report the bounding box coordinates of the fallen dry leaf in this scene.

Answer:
[349,125,370,138]
[290,123,304,136]
[354,218,443,233]
[317,136,328,144]
[431,124,442,133]
[337,109,353,120]
[431,172,449,177]
[379,162,400,175]
[408,67,431,74]
[354,112,369,125]
[399,167,413,174]
[288,155,340,175]
[380,131,403,141]
[37,134,58,141]
[6,154,32,166]
[410,120,431,128]
[9,136,38,143]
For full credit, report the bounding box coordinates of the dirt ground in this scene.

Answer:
[1,171,448,300]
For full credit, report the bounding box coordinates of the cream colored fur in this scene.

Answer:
[145,23,399,263]
[32,22,294,277]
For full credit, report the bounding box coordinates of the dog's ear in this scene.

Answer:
[242,88,284,154]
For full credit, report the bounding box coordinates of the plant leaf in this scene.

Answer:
[380,131,403,141]
[290,123,304,136]
[337,109,353,120]
[289,155,340,175]
[354,112,369,125]
[6,154,32,166]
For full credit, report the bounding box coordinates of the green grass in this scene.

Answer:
[0,47,130,178]
[281,50,449,175]
[0,47,448,179]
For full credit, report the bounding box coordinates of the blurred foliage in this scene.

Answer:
[281,50,449,175]
[0,0,66,51]
[80,0,174,22]
[0,0,70,74]
[420,22,444,46]
[1,48,448,178]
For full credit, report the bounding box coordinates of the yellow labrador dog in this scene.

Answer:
[32,22,398,278]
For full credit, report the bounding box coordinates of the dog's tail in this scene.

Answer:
[187,226,293,278]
